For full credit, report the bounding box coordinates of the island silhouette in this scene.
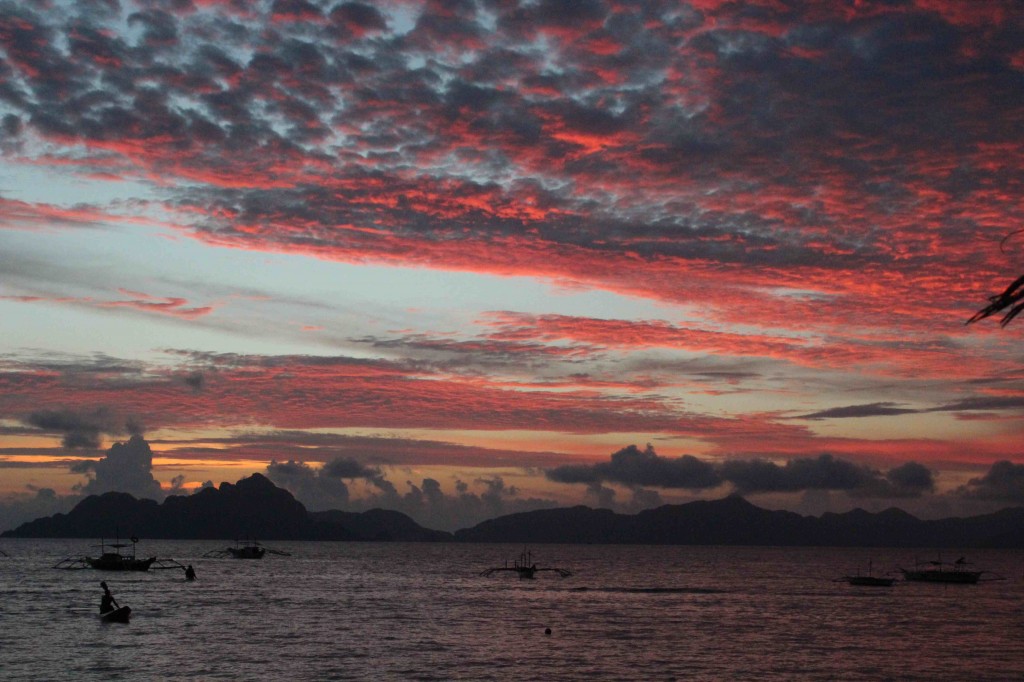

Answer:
[2,473,1022,547]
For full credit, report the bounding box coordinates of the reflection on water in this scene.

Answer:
[0,541,1022,680]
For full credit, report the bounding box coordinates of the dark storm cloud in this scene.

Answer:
[266,458,354,509]
[320,456,379,479]
[720,454,877,494]
[886,461,935,496]
[955,460,1024,504]
[721,455,935,498]
[549,446,935,499]
[25,408,124,449]
[547,444,723,489]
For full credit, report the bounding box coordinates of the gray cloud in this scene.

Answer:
[547,444,723,489]
[797,402,919,420]
[955,461,1024,504]
[548,446,935,500]
[266,458,353,510]
[24,408,129,449]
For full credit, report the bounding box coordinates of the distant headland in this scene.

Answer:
[3,473,1022,547]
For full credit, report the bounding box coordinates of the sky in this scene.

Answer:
[1,0,1023,533]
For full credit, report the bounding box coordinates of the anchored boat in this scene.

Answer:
[53,535,183,571]
[204,539,291,559]
[87,537,156,571]
[899,556,982,584]
[480,549,572,579]
[839,559,895,587]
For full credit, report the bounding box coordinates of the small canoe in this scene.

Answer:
[99,606,131,623]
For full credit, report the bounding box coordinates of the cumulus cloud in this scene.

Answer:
[71,434,164,500]
[265,458,358,510]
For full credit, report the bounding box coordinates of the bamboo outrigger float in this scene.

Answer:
[480,549,572,579]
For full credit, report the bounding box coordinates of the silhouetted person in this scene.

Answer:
[100,581,119,613]
[184,564,196,581]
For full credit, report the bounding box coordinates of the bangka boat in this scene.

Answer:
[228,543,266,560]
[99,605,132,623]
[839,560,895,587]
[899,556,982,584]
[53,536,183,571]
[480,549,572,579]
[87,537,156,571]
[203,539,291,559]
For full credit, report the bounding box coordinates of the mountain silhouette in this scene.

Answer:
[1,474,447,542]
[4,476,1023,547]
[453,495,1024,547]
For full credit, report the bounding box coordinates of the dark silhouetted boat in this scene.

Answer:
[899,556,982,584]
[99,605,132,623]
[54,535,182,571]
[86,537,156,571]
[841,560,895,586]
[228,542,266,559]
[480,549,572,579]
[204,539,291,559]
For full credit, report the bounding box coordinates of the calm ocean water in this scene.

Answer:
[0,540,1022,680]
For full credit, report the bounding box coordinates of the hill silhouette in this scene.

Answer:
[3,475,1023,547]
[453,495,1024,547]
[1,474,448,542]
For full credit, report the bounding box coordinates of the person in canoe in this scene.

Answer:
[100,581,119,613]
[184,564,196,581]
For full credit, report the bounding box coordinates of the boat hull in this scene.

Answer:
[87,555,156,571]
[900,569,981,584]
[845,576,895,587]
[99,606,131,623]
[227,547,265,559]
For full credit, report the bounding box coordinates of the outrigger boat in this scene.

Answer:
[53,535,184,571]
[839,560,895,587]
[203,539,291,559]
[480,549,572,579]
[898,555,984,584]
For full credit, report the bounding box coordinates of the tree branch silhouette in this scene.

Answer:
[968,274,1024,327]
[968,229,1024,328]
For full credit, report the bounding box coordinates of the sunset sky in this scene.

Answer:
[1,0,1023,532]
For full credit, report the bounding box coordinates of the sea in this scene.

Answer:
[0,540,1022,681]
